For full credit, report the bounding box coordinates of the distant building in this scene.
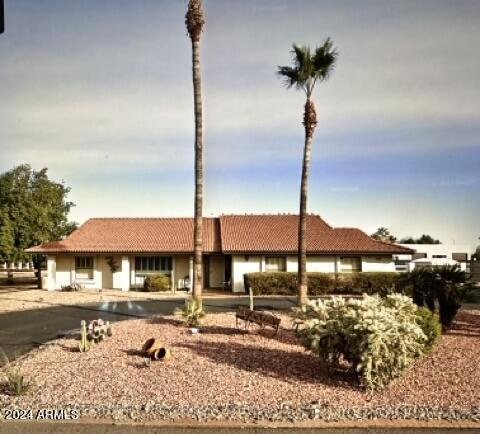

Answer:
[394,244,474,272]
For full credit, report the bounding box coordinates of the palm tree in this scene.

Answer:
[186,0,205,307]
[278,39,338,305]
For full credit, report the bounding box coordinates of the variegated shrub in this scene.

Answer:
[292,294,428,390]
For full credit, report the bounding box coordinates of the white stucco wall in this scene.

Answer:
[115,256,130,291]
[398,244,474,260]
[174,255,190,290]
[98,256,114,289]
[56,255,73,288]
[46,255,56,290]
[232,255,262,292]
[286,255,337,273]
[361,256,396,272]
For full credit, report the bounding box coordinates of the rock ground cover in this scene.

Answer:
[0,287,188,314]
[1,309,479,422]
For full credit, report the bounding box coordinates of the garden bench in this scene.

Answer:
[235,306,281,334]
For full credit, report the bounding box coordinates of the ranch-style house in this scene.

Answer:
[27,214,413,292]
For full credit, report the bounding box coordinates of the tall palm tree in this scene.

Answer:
[278,39,338,306]
[186,0,205,307]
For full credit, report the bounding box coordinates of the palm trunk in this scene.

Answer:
[191,38,203,308]
[297,98,317,306]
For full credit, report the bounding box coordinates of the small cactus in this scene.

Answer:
[87,319,113,343]
[79,320,93,352]
[249,286,254,311]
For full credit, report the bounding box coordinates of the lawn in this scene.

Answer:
[1,309,479,422]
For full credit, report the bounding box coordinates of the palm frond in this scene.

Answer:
[277,65,300,89]
[277,38,338,96]
[313,37,338,82]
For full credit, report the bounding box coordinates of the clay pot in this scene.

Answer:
[141,338,169,359]
[152,347,171,361]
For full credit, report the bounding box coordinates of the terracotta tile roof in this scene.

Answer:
[27,214,413,255]
[26,218,221,254]
[220,215,412,254]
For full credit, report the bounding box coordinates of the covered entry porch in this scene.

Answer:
[45,253,232,292]
[131,254,231,291]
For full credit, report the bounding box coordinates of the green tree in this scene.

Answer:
[371,227,397,243]
[400,234,441,244]
[185,0,205,308]
[0,165,77,267]
[278,40,338,306]
[474,245,480,260]
[0,209,14,262]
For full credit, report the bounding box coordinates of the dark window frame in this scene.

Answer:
[135,256,172,273]
[264,256,287,272]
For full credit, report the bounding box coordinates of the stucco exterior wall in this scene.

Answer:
[56,255,73,289]
[46,255,56,290]
[361,256,396,272]
[174,255,190,290]
[286,255,337,273]
[232,255,262,292]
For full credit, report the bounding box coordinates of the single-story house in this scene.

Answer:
[26,214,413,292]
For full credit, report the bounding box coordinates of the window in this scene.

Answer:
[412,253,427,260]
[135,256,172,273]
[264,256,286,272]
[452,253,467,262]
[75,256,94,279]
[432,255,447,259]
[340,257,361,273]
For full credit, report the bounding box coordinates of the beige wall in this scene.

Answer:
[286,255,337,273]
[56,255,73,288]
[174,255,190,290]
[361,256,396,272]
[232,255,262,292]
[231,255,262,292]
[98,256,114,289]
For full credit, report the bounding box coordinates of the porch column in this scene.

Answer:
[46,255,56,291]
[188,255,193,293]
[121,255,130,291]
[171,256,176,293]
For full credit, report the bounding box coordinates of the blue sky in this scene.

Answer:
[0,0,479,244]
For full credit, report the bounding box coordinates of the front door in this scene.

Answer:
[202,255,210,288]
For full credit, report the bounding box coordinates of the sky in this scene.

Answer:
[0,0,479,245]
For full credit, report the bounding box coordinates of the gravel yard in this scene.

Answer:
[0,286,186,314]
[1,309,479,423]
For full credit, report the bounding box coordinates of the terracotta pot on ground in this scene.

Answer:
[141,338,170,360]
[152,347,171,361]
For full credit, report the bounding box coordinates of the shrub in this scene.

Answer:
[143,274,171,292]
[2,368,31,396]
[415,307,441,352]
[0,353,31,396]
[397,265,473,329]
[341,273,399,296]
[174,298,206,327]
[244,272,401,296]
[292,294,427,390]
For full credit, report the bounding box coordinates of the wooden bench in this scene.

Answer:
[235,306,281,334]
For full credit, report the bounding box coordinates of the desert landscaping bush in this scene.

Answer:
[397,265,473,329]
[143,274,171,292]
[244,272,400,296]
[292,294,428,390]
[414,307,442,352]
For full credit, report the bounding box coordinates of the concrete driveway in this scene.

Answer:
[0,296,296,365]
